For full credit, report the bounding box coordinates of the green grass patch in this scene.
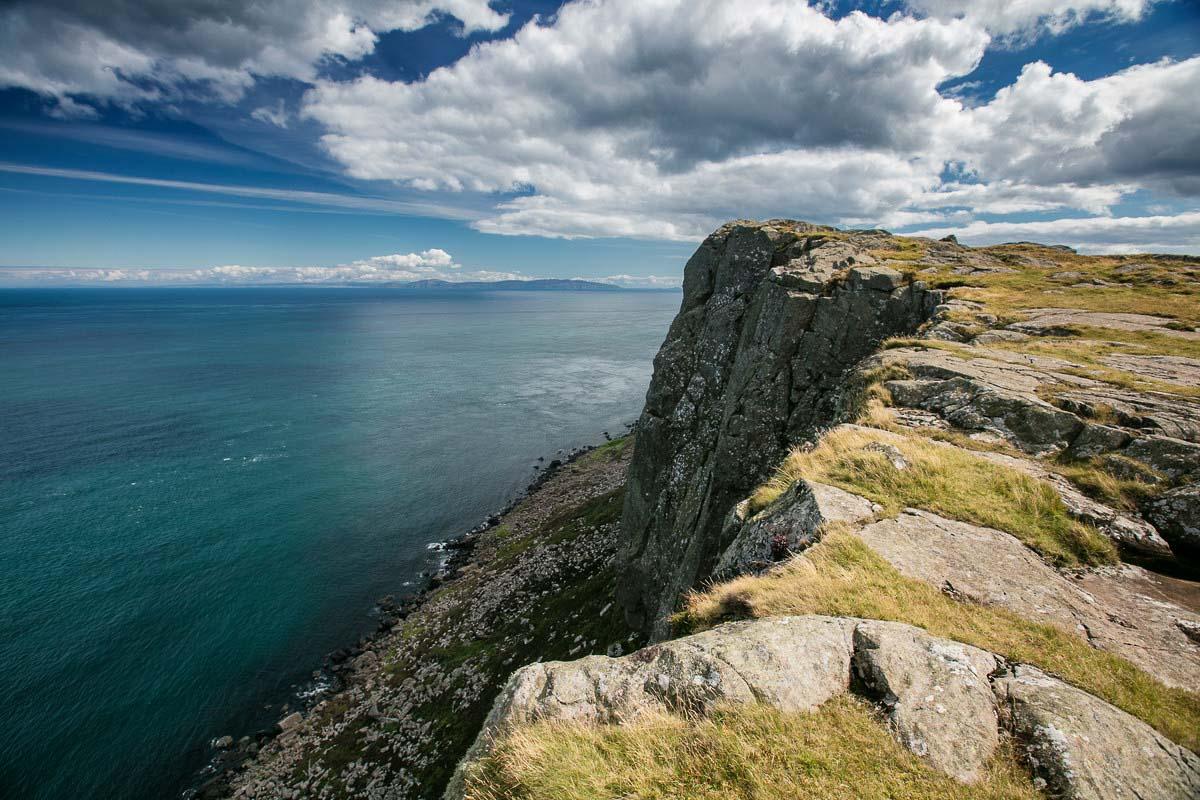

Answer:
[463,696,1038,800]
[748,427,1116,568]
[677,530,1200,752]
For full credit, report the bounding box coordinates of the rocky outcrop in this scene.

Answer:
[713,479,877,578]
[449,616,1200,799]
[994,665,1200,799]
[857,509,1200,690]
[617,221,941,637]
[852,621,1000,784]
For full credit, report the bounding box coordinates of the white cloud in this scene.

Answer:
[304,0,987,239]
[297,0,1198,251]
[251,100,291,129]
[955,58,1200,196]
[0,249,530,285]
[907,210,1200,253]
[0,0,509,108]
[907,0,1153,39]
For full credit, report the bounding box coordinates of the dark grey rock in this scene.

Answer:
[1145,482,1200,562]
[616,221,940,637]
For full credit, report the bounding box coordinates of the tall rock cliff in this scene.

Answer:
[617,220,941,636]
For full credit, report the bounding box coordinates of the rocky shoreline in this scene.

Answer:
[187,427,635,800]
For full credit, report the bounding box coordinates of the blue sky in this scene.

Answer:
[0,0,1197,286]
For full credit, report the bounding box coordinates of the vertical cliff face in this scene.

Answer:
[617,220,941,637]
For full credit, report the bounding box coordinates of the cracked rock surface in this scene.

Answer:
[449,616,1200,800]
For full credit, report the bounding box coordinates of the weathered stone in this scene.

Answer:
[993,665,1200,799]
[618,221,940,637]
[714,479,876,577]
[1123,436,1200,479]
[855,510,1200,689]
[853,621,1000,783]
[446,616,858,797]
[1009,308,1200,340]
[276,713,302,735]
[1065,422,1131,459]
[1145,482,1200,561]
[885,376,1083,454]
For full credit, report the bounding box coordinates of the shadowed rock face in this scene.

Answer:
[616,220,941,637]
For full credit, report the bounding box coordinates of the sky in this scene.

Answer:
[0,0,1197,286]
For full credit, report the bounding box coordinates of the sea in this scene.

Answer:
[0,286,680,799]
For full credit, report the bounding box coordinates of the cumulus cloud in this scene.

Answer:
[957,58,1200,197]
[305,0,988,238]
[297,0,1197,249]
[0,248,531,285]
[0,0,509,109]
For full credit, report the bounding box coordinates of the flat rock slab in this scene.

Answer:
[994,665,1200,800]
[856,510,1200,690]
[1102,354,1200,386]
[1010,308,1200,340]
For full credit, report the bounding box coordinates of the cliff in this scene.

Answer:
[616,220,941,637]
[453,221,1200,800]
[222,220,1200,800]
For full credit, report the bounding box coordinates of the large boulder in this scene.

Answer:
[618,221,940,637]
[993,665,1200,799]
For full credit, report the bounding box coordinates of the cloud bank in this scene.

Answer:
[1,0,1195,254]
[0,249,531,286]
[0,0,508,115]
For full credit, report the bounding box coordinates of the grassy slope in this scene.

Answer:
[464,697,1037,800]
[748,426,1116,567]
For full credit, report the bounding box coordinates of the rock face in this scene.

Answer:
[1146,483,1200,558]
[857,509,1200,690]
[448,616,1200,800]
[618,221,940,637]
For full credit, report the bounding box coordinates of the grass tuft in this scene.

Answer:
[747,427,1116,567]
[463,696,1039,800]
[676,529,1200,752]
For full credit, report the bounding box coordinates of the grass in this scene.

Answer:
[747,427,1117,568]
[462,696,1039,800]
[1051,457,1162,512]
[676,529,1200,752]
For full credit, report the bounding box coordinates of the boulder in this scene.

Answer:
[993,665,1200,799]
[714,479,876,577]
[853,621,1000,783]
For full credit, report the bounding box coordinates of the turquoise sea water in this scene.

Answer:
[0,287,679,799]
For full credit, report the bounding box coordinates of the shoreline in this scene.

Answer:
[184,424,635,799]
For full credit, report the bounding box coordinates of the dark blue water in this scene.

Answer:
[0,287,679,800]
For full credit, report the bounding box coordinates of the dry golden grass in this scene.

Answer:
[463,696,1039,800]
[748,427,1116,567]
[677,530,1200,752]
